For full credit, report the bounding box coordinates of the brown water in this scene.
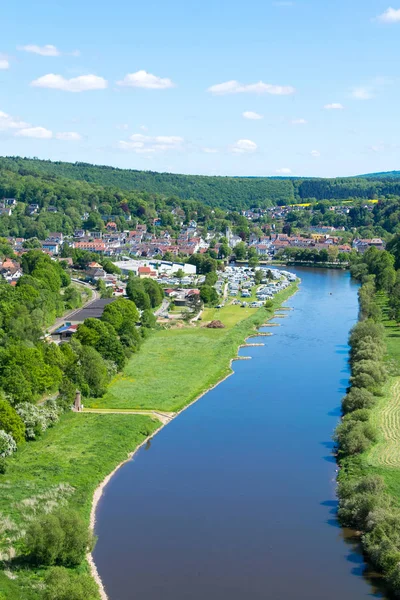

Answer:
[93,268,385,600]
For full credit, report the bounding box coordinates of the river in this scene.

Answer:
[93,267,385,600]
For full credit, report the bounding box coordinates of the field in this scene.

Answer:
[0,412,159,599]
[87,284,297,412]
[362,295,400,499]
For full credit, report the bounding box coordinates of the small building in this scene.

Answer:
[138,266,157,278]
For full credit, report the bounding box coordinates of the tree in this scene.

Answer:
[234,242,247,260]
[200,285,218,305]
[0,397,25,444]
[25,509,94,566]
[141,309,157,328]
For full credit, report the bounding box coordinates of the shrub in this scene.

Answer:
[16,401,60,440]
[0,398,25,444]
[43,567,99,600]
[350,372,377,390]
[337,475,387,528]
[25,508,95,566]
[335,420,377,456]
[0,430,17,457]
[352,360,387,384]
[342,388,376,412]
[0,457,7,474]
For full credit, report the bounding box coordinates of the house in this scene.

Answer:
[51,323,79,341]
[0,258,22,283]
[106,221,118,232]
[27,204,39,215]
[3,198,17,206]
[0,207,12,216]
[41,241,59,255]
[73,241,107,254]
[138,266,157,278]
[353,238,385,254]
[46,232,64,244]
[86,261,106,280]
[47,206,58,213]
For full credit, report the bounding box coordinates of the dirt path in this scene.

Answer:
[81,408,175,425]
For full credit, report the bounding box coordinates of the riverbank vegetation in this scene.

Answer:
[0,412,159,599]
[335,244,400,596]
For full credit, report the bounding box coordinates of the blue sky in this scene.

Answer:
[1,0,400,177]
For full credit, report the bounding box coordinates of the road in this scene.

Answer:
[47,280,100,335]
[155,298,169,317]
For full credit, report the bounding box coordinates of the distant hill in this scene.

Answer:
[358,171,400,180]
[1,156,400,208]
[0,156,294,209]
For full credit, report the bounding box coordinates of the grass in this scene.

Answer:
[360,293,400,501]
[0,412,159,599]
[87,283,298,412]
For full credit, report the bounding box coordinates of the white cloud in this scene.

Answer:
[140,125,148,131]
[208,80,295,95]
[119,133,184,153]
[15,126,53,139]
[116,124,129,131]
[18,44,80,57]
[117,70,175,89]
[55,131,82,141]
[0,111,29,130]
[231,139,258,154]
[0,58,9,70]
[311,150,321,158]
[324,103,344,110]
[291,118,307,124]
[203,147,219,153]
[31,74,107,92]
[243,111,263,120]
[18,44,60,56]
[351,87,373,100]
[276,168,292,174]
[377,7,400,22]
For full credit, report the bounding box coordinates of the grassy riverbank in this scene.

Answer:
[0,280,298,599]
[87,283,298,412]
[0,413,159,599]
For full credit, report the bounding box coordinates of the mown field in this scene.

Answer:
[87,284,298,412]
[363,295,400,500]
[0,413,159,600]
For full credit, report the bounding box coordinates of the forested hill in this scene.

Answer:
[0,157,294,209]
[358,171,400,180]
[2,156,400,209]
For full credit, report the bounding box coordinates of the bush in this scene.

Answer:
[0,430,17,457]
[0,398,25,444]
[25,508,95,566]
[335,419,377,456]
[350,372,377,390]
[337,475,387,528]
[43,567,99,600]
[342,388,376,413]
[352,360,387,384]
[16,402,60,440]
[0,457,7,473]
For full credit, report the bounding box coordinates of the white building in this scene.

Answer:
[113,258,197,276]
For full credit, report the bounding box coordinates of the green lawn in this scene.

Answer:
[0,412,159,599]
[87,284,298,412]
